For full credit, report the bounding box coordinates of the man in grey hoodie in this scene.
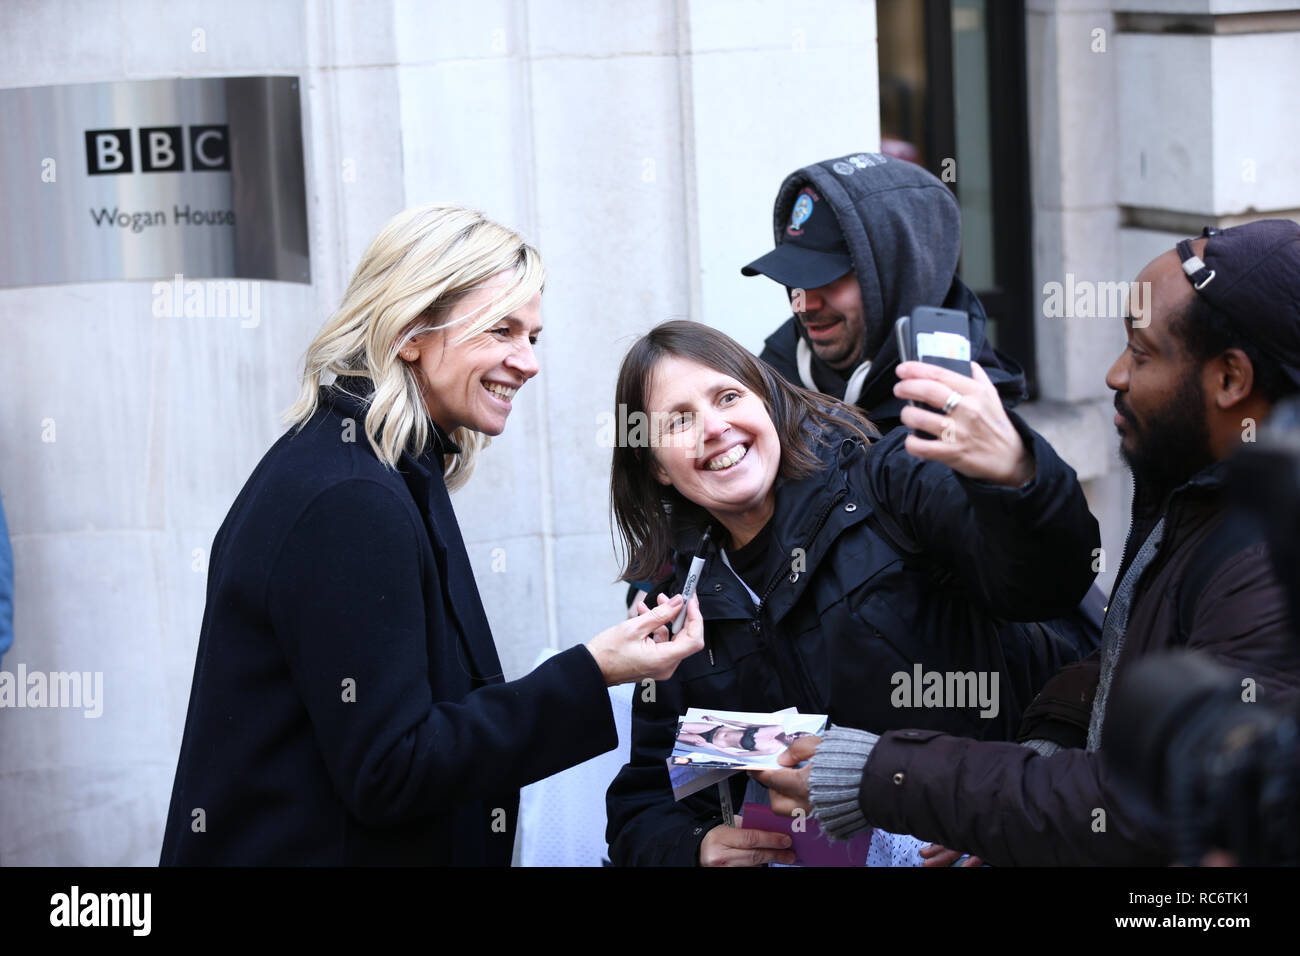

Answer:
[743,151,1027,433]
[744,153,1104,677]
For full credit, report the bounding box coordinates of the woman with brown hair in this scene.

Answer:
[605,320,1097,866]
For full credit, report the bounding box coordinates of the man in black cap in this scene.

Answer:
[742,152,1026,432]
[744,153,1105,659]
[755,219,1300,865]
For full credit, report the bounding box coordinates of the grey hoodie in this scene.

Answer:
[757,152,1027,431]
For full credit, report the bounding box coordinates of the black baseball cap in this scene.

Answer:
[741,186,853,290]
[1176,219,1300,388]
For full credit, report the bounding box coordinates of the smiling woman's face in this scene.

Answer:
[407,273,542,436]
[644,354,780,546]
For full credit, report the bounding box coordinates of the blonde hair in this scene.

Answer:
[285,203,544,490]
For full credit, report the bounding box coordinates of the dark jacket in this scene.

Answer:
[160,378,616,866]
[754,154,1027,433]
[857,460,1300,866]
[605,415,1098,866]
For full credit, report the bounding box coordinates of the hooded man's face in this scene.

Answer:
[795,271,867,371]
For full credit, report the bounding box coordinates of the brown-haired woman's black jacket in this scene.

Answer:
[606,415,1099,866]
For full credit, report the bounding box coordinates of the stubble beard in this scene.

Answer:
[1117,374,1216,499]
[806,317,867,371]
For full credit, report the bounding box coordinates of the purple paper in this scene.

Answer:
[740,802,871,867]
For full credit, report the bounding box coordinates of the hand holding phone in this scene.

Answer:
[894,306,973,438]
[892,319,1036,486]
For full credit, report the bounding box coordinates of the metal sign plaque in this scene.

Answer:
[0,75,309,287]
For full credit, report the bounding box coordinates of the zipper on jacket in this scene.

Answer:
[743,481,849,711]
[755,484,848,613]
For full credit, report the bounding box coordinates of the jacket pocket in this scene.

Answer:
[809,532,903,620]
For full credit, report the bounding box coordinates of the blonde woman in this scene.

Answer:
[160,204,702,866]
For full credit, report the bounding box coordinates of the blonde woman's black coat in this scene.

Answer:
[160,380,616,865]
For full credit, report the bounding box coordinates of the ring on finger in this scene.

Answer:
[942,391,964,415]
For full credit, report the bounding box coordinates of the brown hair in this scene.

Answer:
[610,320,879,581]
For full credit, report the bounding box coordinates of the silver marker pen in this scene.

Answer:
[671,527,712,636]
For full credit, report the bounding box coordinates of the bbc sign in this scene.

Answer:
[85,126,231,174]
[0,76,308,287]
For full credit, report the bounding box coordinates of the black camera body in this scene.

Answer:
[1106,651,1300,865]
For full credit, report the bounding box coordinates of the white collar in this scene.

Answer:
[795,337,871,406]
[718,548,762,606]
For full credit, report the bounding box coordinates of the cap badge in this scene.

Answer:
[787,192,815,235]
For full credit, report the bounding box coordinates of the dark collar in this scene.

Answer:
[430,420,462,457]
[324,374,462,457]
[1133,457,1230,521]
[666,428,869,625]
[320,375,463,511]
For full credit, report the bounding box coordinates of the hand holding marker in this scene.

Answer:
[672,528,714,663]
[671,528,712,634]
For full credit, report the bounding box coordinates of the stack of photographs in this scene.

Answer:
[666,707,828,799]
